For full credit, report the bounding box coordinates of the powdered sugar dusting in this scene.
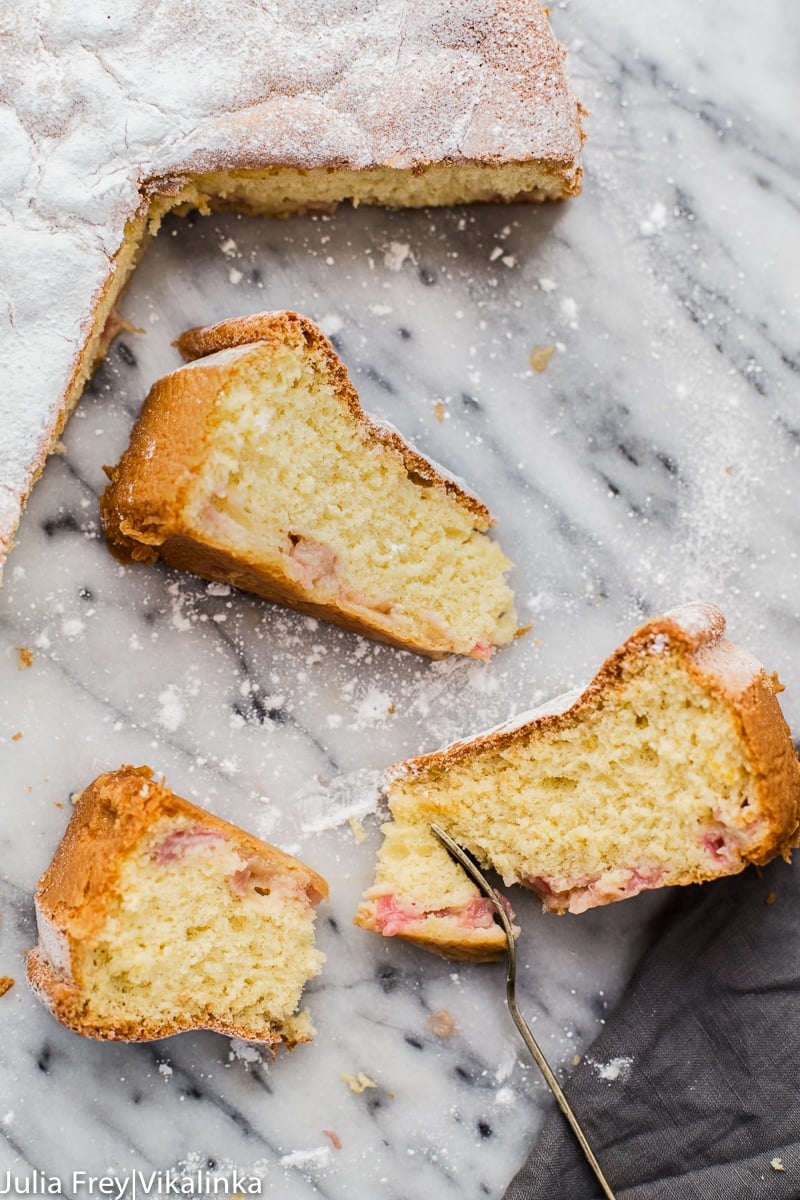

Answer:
[276,768,382,841]
[157,685,186,732]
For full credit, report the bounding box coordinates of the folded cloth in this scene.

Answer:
[505,855,800,1200]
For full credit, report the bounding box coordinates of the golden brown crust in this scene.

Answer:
[27,765,327,1042]
[100,312,503,657]
[99,354,228,564]
[361,603,800,958]
[176,310,315,362]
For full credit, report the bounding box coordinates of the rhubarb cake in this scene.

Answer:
[100,311,517,659]
[27,766,328,1043]
[0,0,584,580]
[355,603,800,960]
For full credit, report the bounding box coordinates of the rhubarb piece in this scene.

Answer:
[101,311,517,658]
[355,603,800,961]
[27,766,327,1043]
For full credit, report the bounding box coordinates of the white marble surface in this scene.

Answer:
[2,1,799,1195]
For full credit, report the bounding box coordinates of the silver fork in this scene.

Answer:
[430,824,617,1200]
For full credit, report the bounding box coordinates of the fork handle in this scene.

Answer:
[507,989,618,1200]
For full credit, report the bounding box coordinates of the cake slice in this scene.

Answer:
[27,766,327,1044]
[355,603,800,961]
[100,311,517,659]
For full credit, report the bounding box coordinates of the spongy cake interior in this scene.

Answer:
[177,160,579,220]
[72,818,323,1038]
[363,650,764,920]
[181,341,516,655]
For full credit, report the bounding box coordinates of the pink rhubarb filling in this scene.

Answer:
[152,831,320,905]
[151,826,225,864]
[229,857,323,906]
[373,892,510,937]
[700,830,737,866]
[525,865,666,915]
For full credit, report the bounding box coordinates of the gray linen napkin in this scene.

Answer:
[505,855,800,1199]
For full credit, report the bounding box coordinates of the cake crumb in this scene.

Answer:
[530,345,555,373]
[766,892,776,906]
[279,1147,332,1170]
[770,1158,785,1172]
[11,732,22,742]
[229,1038,264,1065]
[348,815,367,844]
[590,1056,633,1082]
[322,1130,342,1150]
[341,1071,377,1094]
[383,241,412,271]
[427,1009,456,1038]
[0,978,15,997]
[16,647,33,669]
[434,401,445,423]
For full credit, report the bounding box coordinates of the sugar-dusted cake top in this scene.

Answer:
[0,0,583,575]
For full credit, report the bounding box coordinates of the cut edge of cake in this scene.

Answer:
[354,602,800,961]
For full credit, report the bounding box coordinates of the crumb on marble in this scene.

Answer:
[341,1071,377,1094]
[514,624,533,640]
[322,1129,342,1150]
[434,401,445,423]
[11,732,22,742]
[348,815,367,844]
[16,647,33,669]
[530,345,555,373]
[0,978,14,998]
[427,1009,456,1038]
[770,671,786,695]
[766,892,776,906]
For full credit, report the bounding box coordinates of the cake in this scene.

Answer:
[100,311,517,659]
[355,603,800,961]
[27,765,328,1043]
[0,0,584,581]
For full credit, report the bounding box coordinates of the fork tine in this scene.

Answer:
[430,824,617,1200]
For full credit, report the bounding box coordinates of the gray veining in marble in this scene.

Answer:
[1,1,799,1196]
